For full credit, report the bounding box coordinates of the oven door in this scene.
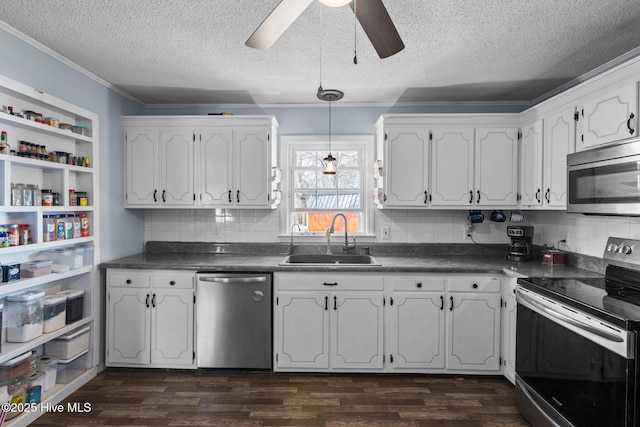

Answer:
[516,287,636,427]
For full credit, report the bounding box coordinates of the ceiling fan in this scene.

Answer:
[245,0,405,59]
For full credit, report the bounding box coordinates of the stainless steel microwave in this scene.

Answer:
[567,138,640,215]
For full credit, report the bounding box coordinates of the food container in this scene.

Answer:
[0,351,31,382]
[58,123,73,131]
[56,350,87,384]
[72,125,89,136]
[5,376,27,420]
[21,259,53,278]
[543,249,566,265]
[1,262,21,282]
[78,244,94,266]
[50,248,83,269]
[28,351,37,377]
[28,371,45,390]
[56,289,84,324]
[5,291,45,342]
[45,325,90,360]
[43,294,67,333]
[36,356,57,391]
[44,117,58,127]
[26,385,41,404]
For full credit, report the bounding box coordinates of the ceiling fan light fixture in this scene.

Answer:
[318,0,352,7]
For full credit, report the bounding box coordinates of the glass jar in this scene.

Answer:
[69,189,77,206]
[18,224,31,245]
[11,183,23,206]
[0,231,9,248]
[8,224,19,246]
[41,189,53,206]
[52,192,60,206]
[22,184,33,207]
[77,192,88,206]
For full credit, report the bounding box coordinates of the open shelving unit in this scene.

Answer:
[0,74,99,426]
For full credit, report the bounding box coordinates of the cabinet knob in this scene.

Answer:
[416,282,422,288]
[472,283,478,289]
[126,279,132,284]
[170,280,176,286]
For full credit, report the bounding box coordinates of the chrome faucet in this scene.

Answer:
[290,223,301,254]
[326,213,356,254]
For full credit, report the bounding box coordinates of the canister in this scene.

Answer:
[36,356,58,391]
[5,291,45,342]
[43,294,67,333]
[56,289,84,324]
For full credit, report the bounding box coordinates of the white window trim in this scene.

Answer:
[279,134,375,239]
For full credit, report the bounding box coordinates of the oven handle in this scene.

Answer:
[198,276,267,283]
[517,289,624,343]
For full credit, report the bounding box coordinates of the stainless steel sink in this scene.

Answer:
[279,253,381,266]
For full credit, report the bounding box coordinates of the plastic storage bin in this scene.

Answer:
[0,351,31,383]
[56,289,84,324]
[45,325,90,359]
[56,350,88,384]
[21,259,53,278]
[49,248,83,270]
[36,356,58,391]
[5,291,45,342]
[28,371,45,390]
[43,294,67,333]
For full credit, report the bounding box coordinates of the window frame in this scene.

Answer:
[280,135,375,238]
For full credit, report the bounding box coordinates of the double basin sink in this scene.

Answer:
[279,253,381,266]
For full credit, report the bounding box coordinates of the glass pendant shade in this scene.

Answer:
[323,153,337,175]
[318,0,352,7]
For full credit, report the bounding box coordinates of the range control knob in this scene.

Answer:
[621,245,633,255]
[608,243,620,253]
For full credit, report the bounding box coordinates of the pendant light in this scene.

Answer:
[318,0,352,7]
[317,85,343,175]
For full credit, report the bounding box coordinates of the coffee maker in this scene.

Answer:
[507,226,534,262]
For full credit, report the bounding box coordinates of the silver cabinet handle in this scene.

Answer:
[198,276,267,283]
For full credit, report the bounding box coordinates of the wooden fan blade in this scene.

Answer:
[246,0,314,50]
[350,0,404,58]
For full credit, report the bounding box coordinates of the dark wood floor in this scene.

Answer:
[32,368,530,426]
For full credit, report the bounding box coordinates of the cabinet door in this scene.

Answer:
[475,128,519,206]
[107,287,151,365]
[151,288,194,366]
[519,120,543,207]
[384,126,430,206]
[275,292,329,369]
[388,292,445,369]
[502,287,517,385]
[200,128,234,205]
[447,292,501,371]
[543,108,575,207]
[159,128,194,205]
[331,292,384,370]
[125,128,159,205]
[580,82,638,149]
[235,126,271,206]
[431,127,475,206]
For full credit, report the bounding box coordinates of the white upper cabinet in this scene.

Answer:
[542,107,575,207]
[382,125,431,207]
[430,127,475,206]
[518,120,543,206]
[577,82,638,150]
[124,116,278,209]
[475,127,519,206]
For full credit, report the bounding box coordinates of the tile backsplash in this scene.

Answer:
[144,209,640,258]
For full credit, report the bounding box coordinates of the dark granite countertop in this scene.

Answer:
[100,242,604,279]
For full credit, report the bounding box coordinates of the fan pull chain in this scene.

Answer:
[353,0,358,64]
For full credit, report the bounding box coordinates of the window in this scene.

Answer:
[281,135,374,236]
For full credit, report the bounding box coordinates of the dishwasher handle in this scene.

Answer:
[198,276,267,284]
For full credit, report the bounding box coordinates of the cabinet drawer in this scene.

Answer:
[108,269,150,288]
[275,273,383,291]
[386,276,445,291]
[448,276,501,293]
[151,271,195,289]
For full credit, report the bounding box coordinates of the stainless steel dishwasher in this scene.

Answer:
[196,273,272,369]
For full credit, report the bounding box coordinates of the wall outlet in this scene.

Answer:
[463,224,473,240]
[381,226,390,240]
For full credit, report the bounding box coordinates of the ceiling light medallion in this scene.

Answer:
[318,0,352,7]
[317,85,343,175]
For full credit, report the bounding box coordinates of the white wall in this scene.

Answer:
[0,26,146,261]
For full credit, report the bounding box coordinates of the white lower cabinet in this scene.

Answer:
[501,277,518,384]
[386,275,502,374]
[106,269,196,368]
[274,273,384,371]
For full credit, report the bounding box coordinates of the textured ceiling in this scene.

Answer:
[1,0,640,106]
